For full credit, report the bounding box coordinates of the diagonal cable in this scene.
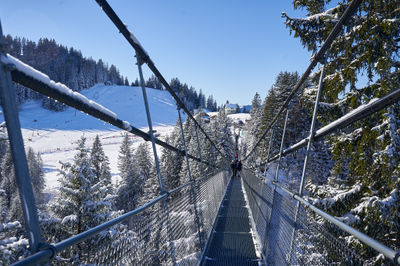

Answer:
[3,54,216,168]
[94,0,227,159]
[243,0,363,161]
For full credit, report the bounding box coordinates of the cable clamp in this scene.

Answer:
[135,53,145,66]
[38,242,57,260]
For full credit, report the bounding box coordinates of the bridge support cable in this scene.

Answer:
[0,23,44,253]
[2,53,216,168]
[136,52,177,264]
[94,0,227,160]
[244,0,363,161]
[177,108,204,248]
[266,86,400,163]
[289,62,326,263]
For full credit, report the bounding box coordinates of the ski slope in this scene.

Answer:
[2,84,179,192]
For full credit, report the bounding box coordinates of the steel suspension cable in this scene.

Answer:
[266,87,400,163]
[6,59,216,168]
[94,0,227,160]
[244,0,363,161]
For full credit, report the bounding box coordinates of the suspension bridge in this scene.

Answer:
[1,0,400,265]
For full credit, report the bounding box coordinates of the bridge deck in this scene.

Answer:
[201,177,261,265]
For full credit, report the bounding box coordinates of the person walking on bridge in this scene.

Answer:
[237,160,242,177]
[230,159,237,177]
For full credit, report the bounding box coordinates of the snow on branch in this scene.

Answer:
[1,53,117,120]
[315,98,380,136]
[0,221,21,233]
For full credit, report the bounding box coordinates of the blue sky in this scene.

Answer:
[0,0,312,105]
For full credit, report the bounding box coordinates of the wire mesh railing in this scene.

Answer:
[14,170,229,265]
[242,169,367,265]
[0,0,234,263]
[239,0,400,264]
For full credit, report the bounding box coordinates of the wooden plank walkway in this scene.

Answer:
[201,177,261,265]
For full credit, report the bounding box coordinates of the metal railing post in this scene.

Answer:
[263,128,274,177]
[136,53,176,264]
[274,109,290,183]
[0,22,43,253]
[194,124,206,180]
[264,108,290,257]
[288,63,326,263]
[136,53,164,193]
[177,109,203,248]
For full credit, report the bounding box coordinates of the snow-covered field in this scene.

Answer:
[1,83,251,195]
[227,113,250,122]
[2,84,179,192]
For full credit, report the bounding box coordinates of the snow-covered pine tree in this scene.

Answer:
[206,95,216,111]
[0,147,19,221]
[26,148,45,205]
[5,35,127,110]
[0,147,29,264]
[195,111,219,176]
[211,107,234,167]
[178,116,196,184]
[262,72,312,186]
[0,220,29,265]
[0,145,46,264]
[160,136,177,191]
[134,142,155,204]
[51,137,115,263]
[243,93,262,168]
[258,88,278,163]
[284,1,400,262]
[187,108,209,179]
[91,135,113,195]
[116,134,141,213]
[161,123,185,192]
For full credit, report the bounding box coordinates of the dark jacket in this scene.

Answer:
[237,161,242,171]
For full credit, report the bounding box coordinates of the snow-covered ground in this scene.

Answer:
[227,113,250,122]
[1,84,253,194]
[1,84,179,192]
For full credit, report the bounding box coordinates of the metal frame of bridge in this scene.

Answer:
[1,0,400,264]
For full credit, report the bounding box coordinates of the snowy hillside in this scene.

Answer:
[17,84,178,130]
[1,84,180,190]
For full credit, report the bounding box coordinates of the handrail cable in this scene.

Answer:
[3,53,217,168]
[244,0,363,160]
[266,87,400,162]
[94,0,227,159]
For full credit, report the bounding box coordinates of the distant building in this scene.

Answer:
[195,111,211,123]
[225,104,240,114]
[240,105,252,113]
